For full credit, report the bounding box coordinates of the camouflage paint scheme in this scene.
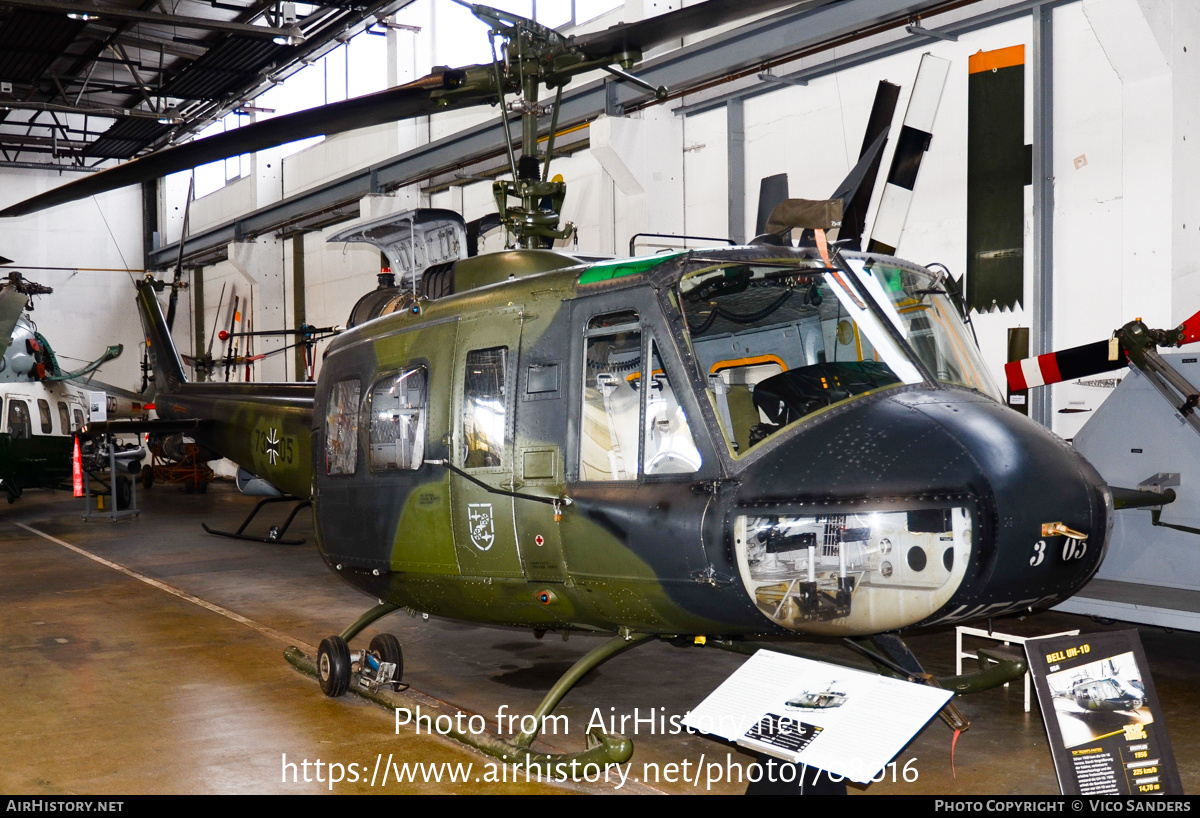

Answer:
[137,243,1111,642]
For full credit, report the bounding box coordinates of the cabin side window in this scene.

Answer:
[37,399,52,434]
[325,379,361,476]
[72,408,84,432]
[642,339,701,475]
[57,402,70,435]
[6,399,31,439]
[367,367,427,471]
[462,347,507,468]
[580,311,642,481]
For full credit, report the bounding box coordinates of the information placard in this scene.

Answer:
[683,649,951,784]
[1026,629,1182,795]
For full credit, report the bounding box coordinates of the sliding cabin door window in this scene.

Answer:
[368,367,427,471]
[325,379,361,475]
[462,347,507,469]
[57,402,70,436]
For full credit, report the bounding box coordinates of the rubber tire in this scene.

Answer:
[115,475,132,510]
[317,636,351,698]
[198,478,208,494]
[368,633,404,689]
[183,477,195,494]
[141,464,154,490]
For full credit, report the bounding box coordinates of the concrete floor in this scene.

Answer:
[2,481,1197,795]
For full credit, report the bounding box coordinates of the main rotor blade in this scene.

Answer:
[574,0,832,60]
[0,68,479,218]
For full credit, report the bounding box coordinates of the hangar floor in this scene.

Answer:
[3,482,1197,795]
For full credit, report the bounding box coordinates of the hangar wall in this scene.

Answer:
[0,172,146,392]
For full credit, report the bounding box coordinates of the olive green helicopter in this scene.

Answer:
[3,0,1117,773]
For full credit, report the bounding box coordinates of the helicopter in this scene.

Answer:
[0,270,143,504]
[4,0,1115,773]
[1052,658,1145,714]
[785,684,847,711]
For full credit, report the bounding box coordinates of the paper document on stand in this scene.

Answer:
[683,649,952,783]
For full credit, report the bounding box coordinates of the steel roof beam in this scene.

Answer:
[0,0,301,39]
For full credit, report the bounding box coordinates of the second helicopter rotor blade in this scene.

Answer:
[0,68,481,218]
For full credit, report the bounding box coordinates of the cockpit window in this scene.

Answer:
[580,311,701,480]
[676,253,999,456]
[852,259,999,398]
[642,339,701,474]
[581,312,642,480]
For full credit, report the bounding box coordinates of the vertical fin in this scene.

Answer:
[135,280,188,395]
[754,173,790,236]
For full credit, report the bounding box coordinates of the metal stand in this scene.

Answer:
[955,625,1078,712]
[82,438,139,522]
[202,496,311,544]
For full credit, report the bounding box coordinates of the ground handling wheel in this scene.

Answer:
[115,475,132,510]
[368,634,404,691]
[317,636,351,697]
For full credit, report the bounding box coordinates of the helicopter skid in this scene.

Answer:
[201,497,311,545]
[283,646,634,774]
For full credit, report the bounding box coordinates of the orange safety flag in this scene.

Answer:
[72,436,83,497]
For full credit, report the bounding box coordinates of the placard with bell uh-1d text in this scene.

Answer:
[1026,629,1181,795]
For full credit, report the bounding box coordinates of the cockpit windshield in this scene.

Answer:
[675,251,1000,457]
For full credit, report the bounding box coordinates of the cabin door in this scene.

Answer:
[449,309,526,577]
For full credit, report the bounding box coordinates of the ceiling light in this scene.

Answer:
[66,12,97,20]
[273,26,305,46]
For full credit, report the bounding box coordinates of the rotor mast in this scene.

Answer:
[467,3,663,250]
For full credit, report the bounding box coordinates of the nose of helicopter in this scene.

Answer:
[897,390,1111,616]
[738,387,1111,623]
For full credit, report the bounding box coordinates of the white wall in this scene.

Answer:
[0,170,146,393]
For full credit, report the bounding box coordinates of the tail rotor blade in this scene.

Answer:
[1005,340,1123,391]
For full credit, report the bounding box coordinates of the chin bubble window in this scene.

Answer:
[734,507,973,635]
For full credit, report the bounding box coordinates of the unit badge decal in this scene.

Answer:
[468,503,495,551]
